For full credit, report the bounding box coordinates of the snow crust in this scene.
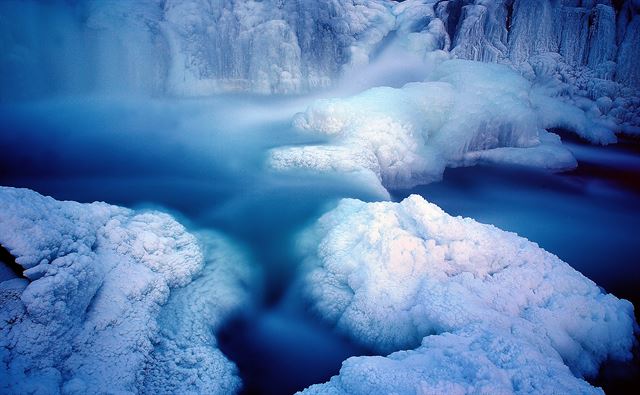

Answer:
[0,187,254,394]
[297,195,637,394]
[270,59,595,193]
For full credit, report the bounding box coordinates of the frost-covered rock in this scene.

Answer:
[1,0,638,126]
[297,195,637,394]
[270,59,602,193]
[443,0,640,127]
[141,231,255,395]
[0,187,254,394]
[0,0,398,97]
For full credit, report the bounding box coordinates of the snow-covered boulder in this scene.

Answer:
[0,187,254,394]
[297,195,637,394]
[269,59,609,194]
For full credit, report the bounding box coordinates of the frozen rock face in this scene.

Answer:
[0,187,254,394]
[161,0,397,95]
[443,0,640,127]
[442,0,635,84]
[0,0,398,98]
[270,59,609,194]
[0,0,638,125]
[297,195,637,394]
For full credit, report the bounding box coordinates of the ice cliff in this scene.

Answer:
[0,187,255,394]
[1,1,638,110]
[296,195,637,394]
[0,0,397,97]
[441,0,640,128]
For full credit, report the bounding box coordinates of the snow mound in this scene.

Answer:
[0,187,254,394]
[270,59,600,193]
[297,195,637,394]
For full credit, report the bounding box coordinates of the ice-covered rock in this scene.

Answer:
[0,0,399,97]
[445,0,640,127]
[141,231,255,395]
[0,0,638,127]
[269,59,600,193]
[0,187,254,394]
[297,195,637,394]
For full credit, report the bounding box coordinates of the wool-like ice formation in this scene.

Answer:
[0,187,254,394]
[269,58,607,193]
[297,195,637,394]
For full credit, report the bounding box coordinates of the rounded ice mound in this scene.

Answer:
[270,59,592,194]
[297,195,636,393]
[0,187,254,394]
[302,328,602,395]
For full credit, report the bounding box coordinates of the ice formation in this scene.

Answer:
[0,187,254,394]
[270,58,602,193]
[0,0,397,97]
[2,0,638,123]
[442,0,640,128]
[297,195,637,394]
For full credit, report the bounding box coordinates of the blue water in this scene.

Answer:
[1,98,638,394]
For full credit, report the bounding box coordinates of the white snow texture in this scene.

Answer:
[0,187,254,395]
[298,195,637,395]
[270,58,605,193]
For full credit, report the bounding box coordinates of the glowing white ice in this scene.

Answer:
[297,195,637,394]
[270,58,610,194]
[0,187,255,394]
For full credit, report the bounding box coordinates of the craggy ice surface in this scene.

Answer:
[270,57,613,193]
[2,0,639,128]
[0,187,255,394]
[297,195,637,394]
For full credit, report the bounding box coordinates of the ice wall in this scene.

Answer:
[441,0,635,83]
[0,0,399,98]
[442,0,640,126]
[0,0,638,124]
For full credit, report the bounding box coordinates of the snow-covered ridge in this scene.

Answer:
[296,195,637,394]
[0,187,255,394]
[270,58,607,194]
